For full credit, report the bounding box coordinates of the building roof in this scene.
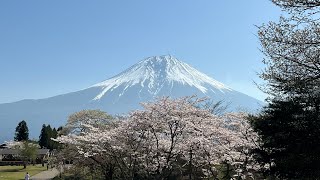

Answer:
[0,149,50,155]
[37,149,50,155]
[0,149,19,155]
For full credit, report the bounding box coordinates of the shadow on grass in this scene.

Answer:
[0,167,24,172]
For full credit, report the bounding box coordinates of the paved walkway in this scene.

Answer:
[31,168,60,180]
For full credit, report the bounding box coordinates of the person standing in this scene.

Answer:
[25,172,30,180]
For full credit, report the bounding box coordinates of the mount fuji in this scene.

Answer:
[0,55,263,142]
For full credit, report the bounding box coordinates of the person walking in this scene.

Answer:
[25,172,30,180]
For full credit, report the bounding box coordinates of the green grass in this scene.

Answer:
[0,165,47,180]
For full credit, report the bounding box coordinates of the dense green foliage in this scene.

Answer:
[250,99,320,179]
[39,124,59,150]
[20,141,39,168]
[14,120,29,141]
[39,124,49,148]
[252,0,320,179]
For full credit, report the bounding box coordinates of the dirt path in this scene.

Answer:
[30,168,60,180]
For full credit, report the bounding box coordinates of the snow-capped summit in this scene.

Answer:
[92,55,231,100]
[0,55,263,142]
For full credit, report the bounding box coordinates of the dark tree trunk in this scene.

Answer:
[41,157,44,167]
[189,149,192,180]
[104,166,114,180]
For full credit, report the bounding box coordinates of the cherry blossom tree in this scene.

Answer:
[55,97,259,179]
[64,109,114,134]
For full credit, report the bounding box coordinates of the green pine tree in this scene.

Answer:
[253,1,320,178]
[250,99,320,179]
[39,124,49,148]
[39,124,59,150]
[14,120,29,141]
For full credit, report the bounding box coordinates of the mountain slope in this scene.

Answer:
[91,55,231,100]
[0,55,263,142]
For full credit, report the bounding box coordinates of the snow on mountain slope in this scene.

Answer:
[0,55,264,142]
[92,55,232,100]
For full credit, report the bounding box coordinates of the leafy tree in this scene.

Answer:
[272,0,320,10]
[55,97,259,179]
[49,128,59,150]
[57,126,63,132]
[65,109,113,134]
[20,141,39,168]
[252,0,320,179]
[14,120,29,141]
[39,124,49,148]
[258,0,320,108]
[46,125,53,149]
[250,99,320,179]
[39,124,60,150]
[6,141,39,168]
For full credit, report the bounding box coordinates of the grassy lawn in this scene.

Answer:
[0,165,47,180]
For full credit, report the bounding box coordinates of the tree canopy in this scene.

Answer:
[252,0,320,179]
[14,120,29,142]
[64,109,113,134]
[250,99,320,178]
[54,97,259,179]
[259,0,320,105]
[39,124,59,150]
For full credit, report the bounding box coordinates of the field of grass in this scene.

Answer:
[0,165,47,180]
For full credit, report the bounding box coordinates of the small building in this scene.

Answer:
[0,148,50,162]
[0,149,19,162]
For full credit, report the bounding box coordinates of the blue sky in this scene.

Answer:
[0,1,282,103]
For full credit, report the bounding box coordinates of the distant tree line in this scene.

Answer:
[9,120,62,168]
[39,124,61,150]
[13,120,61,150]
